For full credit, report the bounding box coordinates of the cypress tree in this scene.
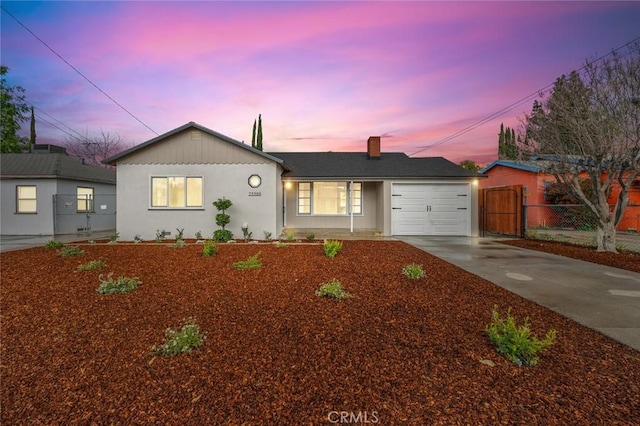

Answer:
[251,119,256,149]
[30,106,36,151]
[256,114,263,151]
[498,123,505,159]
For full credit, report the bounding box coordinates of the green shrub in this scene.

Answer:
[274,241,287,248]
[315,279,351,300]
[263,231,273,241]
[171,239,186,248]
[108,232,120,243]
[323,240,343,258]
[152,317,205,356]
[402,263,426,279]
[133,234,143,244]
[486,306,556,366]
[44,240,64,250]
[155,229,168,243]
[175,228,184,241]
[58,245,85,257]
[195,231,203,240]
[213,229,233,243]
[233,253,262,269]
[306,233,315,241]
[284,231,295,241]
[202,240,218,257]
[97,273,141,295]
[77,259,107,271]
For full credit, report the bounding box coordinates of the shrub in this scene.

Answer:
[402,264,426,279]
[263,231,272,241]
[315,279,351,300]
[284,231,295,241]
[152,317,205,356]
[274,241,287,248]
[175,228,185,241]
[171,239,186,248]
[233,252,262,269]
[77,259,107,271]
[241,223,253,242]
[155,229,168,243]
[97,273,141,295]
[44,240,64,250]
[133,234,143,244]
[58,245,85,257]
[202,240,218,257]
[195,231,203,240]
[108,232,120,243]
[323,240,343,258]
[213,229,233,243]
[486,306,557,366]
[306,233,315,241]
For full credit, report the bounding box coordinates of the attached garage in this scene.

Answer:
[392,183,471,236]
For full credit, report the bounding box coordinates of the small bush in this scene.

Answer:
[133,234,143,244]
[44,240,64,250]
[202,240,218,257]
[323,240,343,258]
[284,231,295,241]
[315,279,351,300]
[486,306,557,366]
[213,229,233,243]
[306,233,315,241]
[402,264,426,279]
[263,231,272,241]
[97,273,141,295]
[77,259,107,271]
[195,231,203,240]
[58,245,85,257]
[152,317,205,356]
[155,229,168,243]
[175,228,184,241]
[171,239,186,248]
[274,241,287,248]
[109,232,120,243]
[233,252,262,269]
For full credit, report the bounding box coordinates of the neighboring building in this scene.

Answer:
[481,159,640,231]
[104,122,483,240]
[1,146,116,235]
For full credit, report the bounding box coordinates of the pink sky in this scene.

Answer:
[2,1,639,165]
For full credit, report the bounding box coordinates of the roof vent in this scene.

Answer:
[191,130,201,140]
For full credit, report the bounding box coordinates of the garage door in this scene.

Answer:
[392,183,470,236]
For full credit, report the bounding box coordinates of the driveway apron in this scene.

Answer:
[398,236,640,352]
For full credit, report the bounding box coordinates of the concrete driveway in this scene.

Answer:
[398,236,640,352]
[0,232,113,252]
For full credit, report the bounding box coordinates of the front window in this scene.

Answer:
[17,185,37,213]
[151,176,203,208]
[77,187,94,212]
[297,182,362,215]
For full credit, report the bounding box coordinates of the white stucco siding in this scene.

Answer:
[116,163,280,241]
[0,179,56,235]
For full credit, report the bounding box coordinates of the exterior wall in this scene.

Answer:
[283,181,379,231]
[54,179,116,234]
[117,129,264,165]
[0,178,56,235]
[115,163,280,240]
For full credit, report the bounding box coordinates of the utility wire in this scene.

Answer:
[1,5,158,136]
[409,35,640,157]
[35,107,89,141]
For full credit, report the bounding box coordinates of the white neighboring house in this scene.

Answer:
[1,145,116,236]
[104,122,483,240]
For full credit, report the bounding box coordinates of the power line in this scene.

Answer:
[1,5,158,136]
[35,107,88,140]
[409,35,640,157]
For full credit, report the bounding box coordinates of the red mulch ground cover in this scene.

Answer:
[501,239,640,273]
[1,241,639,425]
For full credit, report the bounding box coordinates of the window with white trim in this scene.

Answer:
[297,182,362,215]
[151,176,203,208]
[77,187,94,212]
[16,185,37,213]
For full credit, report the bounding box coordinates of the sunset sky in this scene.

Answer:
[2,1,639,164]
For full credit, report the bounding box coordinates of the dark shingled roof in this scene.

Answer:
[1,153,116,184]
[268,152,482,179]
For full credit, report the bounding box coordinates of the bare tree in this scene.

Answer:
[64,130,127,168]
[522,46,640,252]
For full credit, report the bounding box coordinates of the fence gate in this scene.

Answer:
[479,185,524,237]
[53,193,116,235]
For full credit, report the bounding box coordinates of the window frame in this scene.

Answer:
[297,181,363,216]
[149,176,204,209]
[76,186,95,213]
[16,185,37,214]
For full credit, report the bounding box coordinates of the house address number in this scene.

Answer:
[249,191,262,197]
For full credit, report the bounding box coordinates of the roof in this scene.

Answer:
[269,152,482,179]
[103,121,286,166]
[1,153,116,184]
[481,160,543,174]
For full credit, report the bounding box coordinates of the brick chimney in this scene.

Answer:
[367,136,381,159]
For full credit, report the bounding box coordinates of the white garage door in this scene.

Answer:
[392,183,470,236]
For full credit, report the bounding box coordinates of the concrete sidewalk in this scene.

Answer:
[398,236,640,352]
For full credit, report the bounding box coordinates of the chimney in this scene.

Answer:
[367,136,381,159]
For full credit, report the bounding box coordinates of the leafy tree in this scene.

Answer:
[523,46,640,252]
[1,65,30,153]
[459,159,481,172]
[498,123,517,160]
[64,130,125,168]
